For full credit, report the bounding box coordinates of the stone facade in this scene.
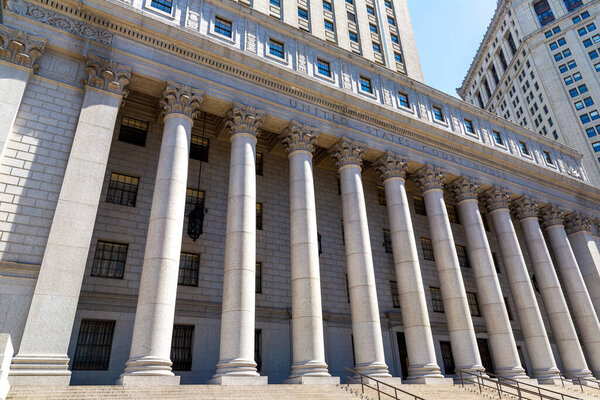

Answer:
[0,0,599,390]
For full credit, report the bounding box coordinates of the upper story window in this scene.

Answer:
[370,24,378,33]
[151,0,173,13]
[506,32,518,55]
[119,116,148,147]
[92,241,128,279]
[394,53,403,63]
[215,16,232,38]
[268,39,285,59]
[347,11,356,22]
[563,0,583,12]
[464,119,475,134]
[270,0,280,6]
[317,59,331,77]
[377,185,386,205]
[372,42,381,53]
[178,252,200,287]
[324,20,334,31]
[432,106,444,121]
[366,5,375,15]
[533,0,555,27]
[349,31,359,42]
[256,152,263,175]
[298,7,308,19]
[421,238,435,261]
[387,16,396,26]
[498,49,508,70]
[256,203,263,230]
[190,135,209,161]
[398,92,410,108]
[106,172,139,207]
[390,34,399,44]
[359,76,372,93]
[322,0,332,11]
[519,141,530,156]
[413,195,426,215]
[345,0,353,4]
[493,130,504,145]
[384,0,392,8]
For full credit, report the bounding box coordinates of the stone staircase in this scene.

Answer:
[550,383,600,400]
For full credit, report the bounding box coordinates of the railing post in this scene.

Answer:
[578,378,583,393]
[377,380,381,400]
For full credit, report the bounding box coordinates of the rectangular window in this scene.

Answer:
[366,5,374,15]
[268,39,285,59]
[317,58,331,76]
[151,0,173,13]
[383,229,392,253]
[171,325,194,371]
[534,0,555,26]
[464,119,474,134]
[256,203,263,230]
[377,185,386,205]
[430,287,444,312]
[384,0,392,8]
[322,0,332,11]
[119,116,148,147]
[390,34,399,44]
[256,152,263,176]
[359,76,372,93]
[387,16,395,26]
[586,127,597,138]
[347,11,356,22]
[298,7,308,19]
[398,92,410,108]
[421,238,435,261]
[432,106,444,121]
[324,20,334,32]
[270,0,280,6]
[106,172,139,207]
[255,262,262,293]
[446,204,460,224]
[456,245,470,268]
[72,320,115,370]
[214,16,232,37]
[349,31,358,42]
[467,292,480,316]
[563,0,583,12]
[493,130,504,145]
[91,241,128,279]
[178,252,200,287]
[372,42,381,53]
[413,195,426,216]
[390,281,400,308]
[519,141,530,156]
[440,341,455,374]
[370,24,378,33]
[184,188,205,233]
[190,135,209,161]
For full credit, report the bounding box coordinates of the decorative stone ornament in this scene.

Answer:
[328,137,366,169]
[226,102,266,137]
[565,213,592,235]
[281,120,319,154]
[374,151,409,181]
[539,205,566,230]
[412,164,446,193]
[482,186,511,212]
[512,195,539,221]
[448,176,480,203]
[0,25,46,71]
[160,80,203,119]
[85,54,131,96]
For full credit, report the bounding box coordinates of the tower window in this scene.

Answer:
[151,0,173,13]
[317,59,331,77]
[533,0,555,26]
[359,76,373,93]
[432,106,444,121]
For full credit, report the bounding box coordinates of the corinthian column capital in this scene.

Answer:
[226,102,266,138]
[375,151,409,181]
[160,80,203,120]
[0,25,46,70]
[281,120,319,154]
[448,176,481,203]
[328,137,366,169]
[85,54,131,96]
[413,164,446,193]
[565,212,592,235]
[539,205,566,230]
[512,195,539,221]
[482,186,511,212]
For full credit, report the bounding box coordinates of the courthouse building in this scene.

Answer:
[459,0,600,187]
[0,0,600,390]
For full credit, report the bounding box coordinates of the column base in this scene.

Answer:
[538,377,570,386]
[209,375,268,385]
[284,376,340,384]
[354,361,391,378]
[121,356,174,377]
[495,366,530,381]
[563,369,595,382]
[9,354,71,386]
[117,375,180,386]
[404,376,454,385]
[406,363,448,384]
[353,377,403,386]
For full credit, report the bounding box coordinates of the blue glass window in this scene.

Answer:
[298,8,308,19]
[588,23,597,32]
[581,114,591,124]
[554,53,564,62]
[593,142,600,152]
[349,32,358,42]
[359,76,372,93]
[569,88,579,97]
[370,24,378,33]
[568,60,577,69]
[579,84,588,94]
[585,97,595,107]
[398,92,410,108]
[578,27,587,36]
[394,53,402,63]
[214,17,232,37]
[268,39,285,59]
[372,43,381,53]
[550,42,559,50]
[595,63,600,72]
[317,59,331,77]
[563,49,572,57]
[584,38,593,47]
[582,11,590,19]
[432,106,444,121]
[563,0,583,12]
[534,0,555,26]
[575,100,585,110]
[366,6,375,15]
[324,20,334,31]
[589,50,599,60]
[591,110,600,121]
[573,15,582,24]
[391,34,399,44]
[558,38,566,46]
[565,76,574,85]
[151,0,173,13]
[322,0,332,11]
[573,72,582,81]
[559,64,568,73]
[387,16,395,26]
[586,127,596,137]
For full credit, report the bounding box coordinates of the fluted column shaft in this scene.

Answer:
[450,178,527,379]
[483,188,560,383]
[376,153,445,383]
[330,138,390,377]
[282,122,335,384]
[413,166,484,375]
[514,197,593,380]
[541,207,600,378]
[120,82,202,385]
[11,56,130,386]
[211,103,267,385]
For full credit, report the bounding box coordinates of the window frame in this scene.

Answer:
[72,320,115,371]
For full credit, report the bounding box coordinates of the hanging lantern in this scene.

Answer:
[187,202,204,242]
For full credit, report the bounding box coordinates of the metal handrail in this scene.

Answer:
[456,369,580,400]
[571,376,600,393]
[344,367,425,400]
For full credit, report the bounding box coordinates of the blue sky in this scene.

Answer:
[406,0,498,97]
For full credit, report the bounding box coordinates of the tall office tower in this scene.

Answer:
[459,0,600,186]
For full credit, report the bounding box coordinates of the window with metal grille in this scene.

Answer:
[184,188,205,234]
[91,241,128,279]
[119,116,148,147]
[178,252,199,287]
[534,0,555,26]
[413,195,426,216]
[440,341,455,374]
[72,320,115,370]
[171,325,194,371]
[377,185,386,205]
[446,204,460,224]
[421,238,434,261]
[430,287,444,312]
[256,152,263,176]
[151,0,173,13]
[467,292,480,316]
[269,39,285,58]
[390,281,400,308]
[215,16,232,37]
[383,229,392,253]
[190,135,209,161]
[456,245,470,268]
[255,329,262,372]
[256,203,263,230]
[106,172,139,207]
[256,262,262,293]
[504,297,513,320]
[563,0,582,12]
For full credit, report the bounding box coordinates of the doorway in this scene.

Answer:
[396,332,409,379]
[477,338,495,374]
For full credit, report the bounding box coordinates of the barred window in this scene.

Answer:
[256,262,262,293]
[190,135,209,162]
[72,320,115,370]
[91,241,128,279]
[456,245,470,268]
[214,16,232,37]
[184,188,205,234]
[256,152,263,176]
[119,116,148,147]
[106,173,139,207]
[467,292,480,316]
[171,325,194,371]
[151,0,173,13]
[421,238,435,261]
[440,341,455,374]
[256,203,263,230]
[383,229,392,253]
[430,287,444,312]
[446,204,460,224]
[178,252,199,287]
[504,297,513,320]
[255,329,262,372]
[390,281,400,308]
[377,185,386,205]
[413,195,426,216]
